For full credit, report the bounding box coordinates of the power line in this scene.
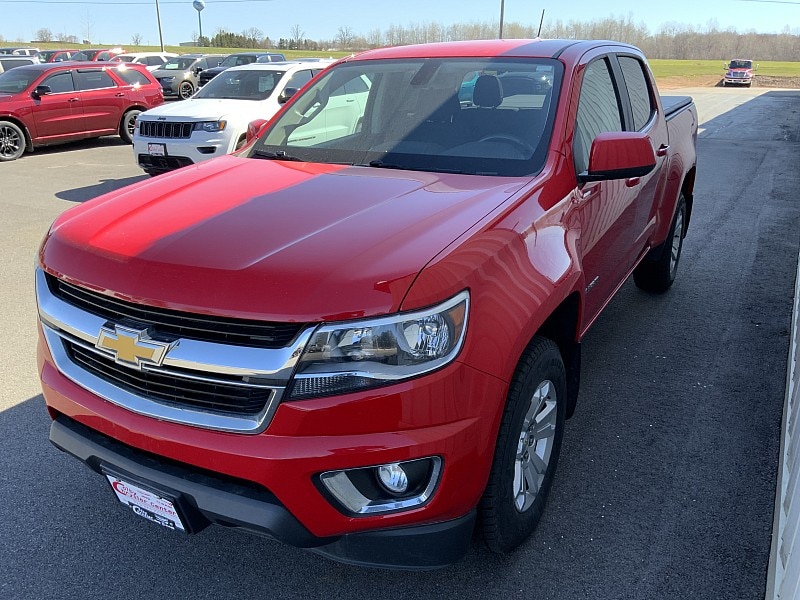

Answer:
[0,0,277,4]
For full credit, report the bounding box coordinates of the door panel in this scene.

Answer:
[74,69,125,135]
[30,71,85,141]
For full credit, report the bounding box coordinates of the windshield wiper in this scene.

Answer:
[367,159,407,170]
[365,160,464,175]
[253,149,302,161]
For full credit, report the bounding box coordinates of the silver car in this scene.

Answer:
[151,54,225,100]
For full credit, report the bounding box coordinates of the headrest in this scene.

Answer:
[473,75,502,108]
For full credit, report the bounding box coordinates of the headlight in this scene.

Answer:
[194,120,227,132]
[288,291,469,400]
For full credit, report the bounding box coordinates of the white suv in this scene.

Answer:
[111,52,178,71]
[133,60,334,175]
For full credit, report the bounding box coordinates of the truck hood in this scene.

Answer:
[42,156,526,322]
[138,98,269,122]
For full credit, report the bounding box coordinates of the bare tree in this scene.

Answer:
[36,27,53,42]
[336,26,354,49]
[242,27,264,48]
[131,33,143,46]
[289,23,304,49]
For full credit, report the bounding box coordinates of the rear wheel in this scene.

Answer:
[119,109,141,144]
[633,194,687,293]
[178,81,194,99]
[480,336,566,553]
[0,120,25,161]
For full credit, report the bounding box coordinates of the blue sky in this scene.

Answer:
[0,0,795,46]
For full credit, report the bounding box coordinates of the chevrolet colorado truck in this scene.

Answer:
[36,39,697,569]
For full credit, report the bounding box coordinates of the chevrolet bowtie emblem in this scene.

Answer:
[95,324,175,370]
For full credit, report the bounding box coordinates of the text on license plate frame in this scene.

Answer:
[105,473,186,532]
[148,143,166,157]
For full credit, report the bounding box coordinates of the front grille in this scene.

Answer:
[139,120,194,139]
[66,341,271,416]
[46,273,306,349]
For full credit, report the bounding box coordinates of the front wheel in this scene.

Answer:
[178,81,194,99]
[480,336,566,553]
[0,120,26,161]
[119,109,141,144]
[633,194,687,293]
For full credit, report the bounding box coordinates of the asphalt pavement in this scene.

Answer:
[1,87,798,599]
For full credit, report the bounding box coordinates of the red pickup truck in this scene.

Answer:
[36,39,697,568]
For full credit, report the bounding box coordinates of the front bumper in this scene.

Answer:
[133,131,235,172]
[50,414,476,569]
[38,328,506,567]
[724,77,752,85]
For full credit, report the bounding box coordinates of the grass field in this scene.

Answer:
[649,59,800,79]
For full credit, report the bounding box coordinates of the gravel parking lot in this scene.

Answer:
[2,87,799,599]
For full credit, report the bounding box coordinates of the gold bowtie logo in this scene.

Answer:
[96,325,175,370]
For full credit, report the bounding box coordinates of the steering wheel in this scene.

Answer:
[477,134,534,156]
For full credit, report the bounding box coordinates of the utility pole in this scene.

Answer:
[155,0,165,51]
[499,0,505,39]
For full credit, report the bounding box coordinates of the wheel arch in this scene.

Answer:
[534,292,582,419]
[0,115,34,152]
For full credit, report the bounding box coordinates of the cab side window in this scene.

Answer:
[618,56,654,131]
[573,58,623,176]
[42,71,75,93]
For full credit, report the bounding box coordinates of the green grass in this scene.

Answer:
[649,59,800,79]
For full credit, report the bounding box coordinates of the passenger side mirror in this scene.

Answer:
[246,118,269,144]
[194,67,203,74]
[278,87,299,104]
[577,131,657,184]
[31,85,52,100]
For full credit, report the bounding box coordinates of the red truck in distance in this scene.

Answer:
[724,59,756,87]
[36,39,698,568]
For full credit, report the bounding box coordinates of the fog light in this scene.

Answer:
[319,456,442,515]
[377,463,409,494]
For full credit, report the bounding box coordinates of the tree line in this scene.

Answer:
[20,16,800,61]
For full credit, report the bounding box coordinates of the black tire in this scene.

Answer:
[480,336,566,553]
[178,81,194,99]
[119,109,141,144]
[0,120,26,161]
[633,194,687,293]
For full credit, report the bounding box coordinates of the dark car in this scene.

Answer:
[38,50,77,63]
[0,61,163,161]
[70,47,125,62]
[151,53,225,99]
[197,52,286,87]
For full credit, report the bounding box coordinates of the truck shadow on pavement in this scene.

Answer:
[56,175,148,203]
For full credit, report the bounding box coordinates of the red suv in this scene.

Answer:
[0,62,163,161]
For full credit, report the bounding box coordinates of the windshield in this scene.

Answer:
[193,68,286,100]
[218,54,257,68]
[163,57,198,70]
[0,67,39,93]
[729,60,752,69]
[39,50,57,61]
[250,57,561,177]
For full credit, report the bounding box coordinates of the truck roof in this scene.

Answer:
[349,38,638,61]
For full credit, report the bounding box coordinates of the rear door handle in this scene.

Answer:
[68,97,80,102]
[115,92,125,97]
[626,177,641,187]
[656,144,670,157]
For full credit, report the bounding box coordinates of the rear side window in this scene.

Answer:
[74,70,116,90]
[573,58,623,175]
[115,68,151,86]
[42,71,75,93]
[618,56,654,131]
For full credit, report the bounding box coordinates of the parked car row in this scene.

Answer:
[0,49,329,164]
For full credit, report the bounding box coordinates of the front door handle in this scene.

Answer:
[656,144,670,157]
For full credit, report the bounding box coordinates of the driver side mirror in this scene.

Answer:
[193,66,203,74]
[246,118,269,144]
[31,85,52,100]
[278,87,299,104]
